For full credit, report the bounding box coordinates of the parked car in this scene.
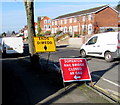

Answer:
[80,32,120,62]
[105,28,115,32]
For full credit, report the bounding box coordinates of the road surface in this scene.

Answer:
[2,45,112,104]
[40,46,120,102]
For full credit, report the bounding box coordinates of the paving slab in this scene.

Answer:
[36,83,114,104]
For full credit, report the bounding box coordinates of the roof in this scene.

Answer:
[54,5,109,19]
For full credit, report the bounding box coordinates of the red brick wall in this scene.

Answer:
[95,7,118,27]
[40,16,52,33]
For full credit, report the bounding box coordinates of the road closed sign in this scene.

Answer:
[34,37,56,52]
[59,58,91,82]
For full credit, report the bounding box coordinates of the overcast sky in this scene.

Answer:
[0,0,119,34]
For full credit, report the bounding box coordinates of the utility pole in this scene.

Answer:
[24,0,39,64]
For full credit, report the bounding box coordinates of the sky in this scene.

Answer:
[0,0,119,34]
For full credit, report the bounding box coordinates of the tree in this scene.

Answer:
[115,1,120,11]
[12,31,16,35]
[37,18,42,36]
[2,32,6,37]
[24,0,39,63]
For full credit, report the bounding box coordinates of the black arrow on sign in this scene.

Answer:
[44,45,47,50]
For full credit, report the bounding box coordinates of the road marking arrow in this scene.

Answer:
[74,75,81,80]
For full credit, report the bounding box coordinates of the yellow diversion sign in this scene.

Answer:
[34,36,56,52]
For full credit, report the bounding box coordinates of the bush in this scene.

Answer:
[44,31,51,35]
[37,34,44,37]
[56,31,63,35]
[74,34,80,37]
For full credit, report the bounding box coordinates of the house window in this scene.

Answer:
[48,25,51,29]
[69,18,72,23]
[48,20,51,23]
[44,20,47,24]
[52,28,54,33]
[44,25,47,29]
[61,20,63,24]
[74,17,77,22]
[52,21,54,26]
[60,27,63,31]
[55,28,57,33]
[88,24,92,35]
[64,19,67,24]
[88,15,92,20]
[55,21,57,25]
[69,26,72,33]
[82,25,85,30]
[82,16,86,21]
[73,26,78,32]
[64,26,67,33]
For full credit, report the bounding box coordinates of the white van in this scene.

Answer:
[80,32,120,62]
[0,37,24,54]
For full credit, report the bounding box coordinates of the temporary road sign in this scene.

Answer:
[59,58,91,82]
[34,37,56,52]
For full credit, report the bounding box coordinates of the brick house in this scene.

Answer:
[50,5,119,35]
[37,16,52,34]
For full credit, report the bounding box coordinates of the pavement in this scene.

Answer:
[36,83,112,104]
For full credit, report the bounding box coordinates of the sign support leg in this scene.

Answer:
[39,52,43,66]
[46,52,51,65]
[90,80,94,87]
[63,81,67,90]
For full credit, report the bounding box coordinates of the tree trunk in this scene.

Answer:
[24,0,39,64]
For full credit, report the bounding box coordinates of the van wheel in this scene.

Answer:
[80,50,86,58]
[104,52,114,62]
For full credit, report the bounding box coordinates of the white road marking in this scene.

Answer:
[102,77,120,88]
[92,74,120,88]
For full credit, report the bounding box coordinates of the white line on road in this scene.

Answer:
[102,77,120,88]
[92,74,120,88]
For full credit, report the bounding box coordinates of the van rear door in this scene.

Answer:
[117,32,120,56]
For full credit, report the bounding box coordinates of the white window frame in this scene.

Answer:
[55,21,57,25]
[52,21,54,26]
[88,15,92,20]
[64,26,67,33]
[60,27,63,31]
[74,17,77,22]
[52,28,54,33]
[61,20,63,24]
[88,24,92,35]
[69,18,72,23]
[48,25,51,29]
[69,26,72,33]
[55,28,58,33]
[44,20,47,24]
[48,20,51,23]
[82,16,86,21]
[64,19,67,24]
[44,25,47,29]
[73,26,78,32]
